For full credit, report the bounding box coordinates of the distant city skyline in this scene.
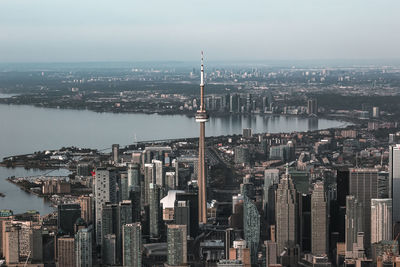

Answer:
[0,0,399,62]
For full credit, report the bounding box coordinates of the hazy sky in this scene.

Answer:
[0,0,399,62]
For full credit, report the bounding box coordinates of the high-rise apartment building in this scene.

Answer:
[167,224,187,266]
[78,195,93,224]
[95,168,117,245]
[149,183,161,239]
[112,144,119,164]
[311,181,327,255]
[144,163,155,205]
[123,223,142,267]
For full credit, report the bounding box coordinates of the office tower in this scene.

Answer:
[263,169,279,213]
[149,183,161,239]
[101,203,118,248]
[128,163,141,192]
[175,201,190,236]
[152,159,164,187]
[345,195,364,258]
[75,228,92,267]
[372,107,380,118]
[389,145,400,237]
[378,171,389,198]
[265,240,278,267]
[307,99,318,115]
[120,172,129,201]
[78,195,93,224]
[4,223,20,265]
[123,223,142,267]
[29,225,43,262]
[299,194,311,252]
[275,169,298,256]
[167,225,187,266]
[103,234,117,266]
[58,203,81,235]
[117,200,133,263]
[371,198,392,244]
[112,144,119,163]
[337,169,350,207]
[57,236,75,267]
[195,51,209,224]
[144,163,155,205]
[18,221,31,258]
[349,168,379,252]
[311,181,328,255]
[95,168,117,245]
[243,196,260,265]
[176,192,199,238]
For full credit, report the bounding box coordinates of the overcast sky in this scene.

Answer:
[0,0,399,62]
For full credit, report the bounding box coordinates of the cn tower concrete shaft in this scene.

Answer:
[196,52,208,225]
[198,120,206,224]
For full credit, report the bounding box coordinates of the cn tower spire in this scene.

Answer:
[196,51,209,224]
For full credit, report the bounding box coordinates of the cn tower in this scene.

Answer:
[196,51,209,224]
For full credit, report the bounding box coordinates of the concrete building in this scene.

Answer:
[78,195,93,224]
[371,198,392,244]
[103,234,116,266]
[123,223,142,267]
[195,52,209,224]
[311,181,328,255]
[265,240,278,267]
[4,223,20,265]
[57,236,75,267]
[95,168,117,245]
[167,224,187,266]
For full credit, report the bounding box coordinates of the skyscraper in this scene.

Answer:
[149,183,161,239]
[123,223,142,267]
[128,163,141,192]
[243,196,260,265]
[58,203,81,235]
[144,163,155,205]
[57,236,75,267]
[311,181,327,255]
[75,228,92,267]
[371,198,392,244]
[389,145,400,237]
[95,168,117,245]
[78,195,93,224]
[275,168,298,256]
[167,224,187,266]
[112,144,119,164]
[349,168,379,253]
[263,169,279,213]
[345,195,364,259]
[195,51,209,224]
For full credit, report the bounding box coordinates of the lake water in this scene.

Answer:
[0,101,349,215]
